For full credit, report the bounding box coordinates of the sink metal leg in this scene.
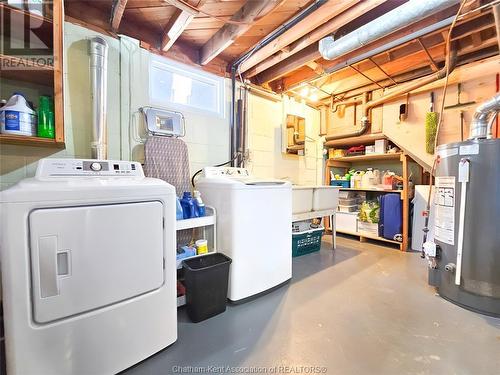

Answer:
[331,213,336,250]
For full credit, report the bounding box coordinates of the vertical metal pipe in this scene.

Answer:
[90,37,109,160]
[229,0,328,165]
[230,67,238,166]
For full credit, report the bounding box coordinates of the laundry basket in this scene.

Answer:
[292,227,324,257]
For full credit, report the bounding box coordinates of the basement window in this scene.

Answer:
[149,55,225,118]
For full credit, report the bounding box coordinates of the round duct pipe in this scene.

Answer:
[319,0,460,61]
[90,37,109,160]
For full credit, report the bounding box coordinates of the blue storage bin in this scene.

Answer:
[330,180,350,188]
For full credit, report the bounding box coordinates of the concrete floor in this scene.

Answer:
[125,236,500,375]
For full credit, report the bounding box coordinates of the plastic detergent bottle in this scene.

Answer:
[362,168,376,188]
[37,96,55,139]
[193,190,206,217]
[351,171,363,188]
[373,169,381,185]
[0,93,37,136]
[176,197,184,220]
[180,192,196,219]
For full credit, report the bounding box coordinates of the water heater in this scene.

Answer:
[427,94,500,317]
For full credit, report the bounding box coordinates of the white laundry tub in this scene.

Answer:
[292,186,314,214]
[312,186,340,211]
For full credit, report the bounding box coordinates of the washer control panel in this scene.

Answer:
[203,167,250,178]
[36,159,144,179]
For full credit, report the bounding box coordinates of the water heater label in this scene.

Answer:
[459,144,479,155]
[434,176,456,245]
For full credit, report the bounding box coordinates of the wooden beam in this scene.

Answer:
[238,0,362,74]
[164,0,199,14]
[306,61,325,75]
[200,0,281,66]
[416,38,439,71]
[161,0,203,52]
[315,35,498,100]
[110,0,128,31]
[245,0,386,78]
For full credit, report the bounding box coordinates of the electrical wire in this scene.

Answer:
[422,0,469,258]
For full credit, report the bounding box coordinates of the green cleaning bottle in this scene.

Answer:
[37,96,55,138]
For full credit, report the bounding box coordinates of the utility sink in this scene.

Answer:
[292,186,339,214]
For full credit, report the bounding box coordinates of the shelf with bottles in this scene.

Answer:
[325,150,414,251]
[176,206,216,231]
[0,91,60,147]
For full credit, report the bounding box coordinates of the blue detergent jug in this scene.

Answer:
[193,190,206,217]
[176,197,184,220]
[180,192,196,219]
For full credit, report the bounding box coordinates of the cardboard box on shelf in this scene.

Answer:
[375,139,388,154]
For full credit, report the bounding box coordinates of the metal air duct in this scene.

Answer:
[319,0,460,61]
[469,93,500,139]
[90,37,109,159]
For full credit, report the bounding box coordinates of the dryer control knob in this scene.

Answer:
[90,162,102,171]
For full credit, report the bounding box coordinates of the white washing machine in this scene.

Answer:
[0,159,177,375]
[196,167,292,302]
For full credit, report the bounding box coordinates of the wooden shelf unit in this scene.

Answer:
[336,229,402,246]
[0,3,53,25]
[339,187,402,193]
[0,133,64,147]
[329,152,402,163]
[0,1,64,147]
[325,151,412,251]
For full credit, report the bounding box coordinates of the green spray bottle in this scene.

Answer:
[37,95,55,138]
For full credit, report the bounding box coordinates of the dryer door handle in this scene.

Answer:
[38,236,59,298]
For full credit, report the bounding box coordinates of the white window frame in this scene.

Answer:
[149,55,226,118]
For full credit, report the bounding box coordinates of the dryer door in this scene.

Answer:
[29,201,164,324]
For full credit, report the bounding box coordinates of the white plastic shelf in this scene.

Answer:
[176,215,215,230]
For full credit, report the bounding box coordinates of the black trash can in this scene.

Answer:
[182,253,232,323]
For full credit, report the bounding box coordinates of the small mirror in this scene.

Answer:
[285,114,306,155]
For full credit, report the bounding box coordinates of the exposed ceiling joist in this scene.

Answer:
[110,0,128,31]
[200,0,282,66]
[314,32,498,102]
[262,8,492,91]
[237,0,362,74]
[416,38,439,71]
[244,0,387,78]
[161,0,204,52]
[317,44,498,104]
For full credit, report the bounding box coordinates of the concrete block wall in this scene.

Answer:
[246,93,323,185]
